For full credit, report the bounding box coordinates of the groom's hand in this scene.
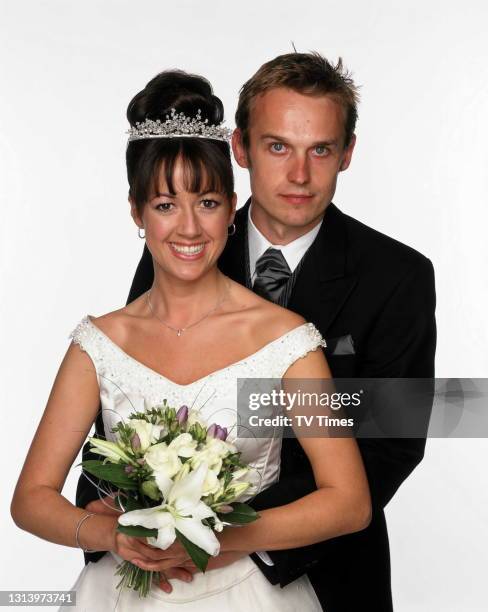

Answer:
[156,551,248,593]
[157,566,197,593]
[85,494,121,516]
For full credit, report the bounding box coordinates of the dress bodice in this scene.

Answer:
[69,315,326,496]
[67,315,326,607]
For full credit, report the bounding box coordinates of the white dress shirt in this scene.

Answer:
[248,204,323,285]
[247,204,323,566]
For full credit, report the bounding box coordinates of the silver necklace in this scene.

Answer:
[146,282,229,337]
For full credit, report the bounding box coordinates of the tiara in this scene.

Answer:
[126,108,233,143]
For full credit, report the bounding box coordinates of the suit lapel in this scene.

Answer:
[220,200,357,334]
[288,203,358,333]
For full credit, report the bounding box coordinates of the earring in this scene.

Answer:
[138,227,145,239]
[228,223,236,236]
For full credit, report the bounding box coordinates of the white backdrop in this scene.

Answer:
[1,1,488,610]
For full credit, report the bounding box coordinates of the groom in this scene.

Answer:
[78,52,436,611]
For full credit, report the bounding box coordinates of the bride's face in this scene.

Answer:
[132,158,236,283]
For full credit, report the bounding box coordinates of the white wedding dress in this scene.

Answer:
[62,315,326,612]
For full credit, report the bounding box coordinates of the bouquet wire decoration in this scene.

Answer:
[78,397,259,598]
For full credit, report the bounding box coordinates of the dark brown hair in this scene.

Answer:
[235,52,359,149]
[126,70,234,213]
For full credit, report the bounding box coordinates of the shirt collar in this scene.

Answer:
[247,203,323,279]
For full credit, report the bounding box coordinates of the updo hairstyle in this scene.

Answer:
[126,70,234,214]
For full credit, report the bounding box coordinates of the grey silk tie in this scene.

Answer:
[253,248,292,304]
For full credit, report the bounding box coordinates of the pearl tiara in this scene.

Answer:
[126,108,233,143]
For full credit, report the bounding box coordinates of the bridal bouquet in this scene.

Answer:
[80,401,258,597]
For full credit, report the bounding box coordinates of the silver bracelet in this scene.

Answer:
[75,512,98,553]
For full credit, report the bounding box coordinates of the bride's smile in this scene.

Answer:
[169,242,207,258]
[131,157,236,284]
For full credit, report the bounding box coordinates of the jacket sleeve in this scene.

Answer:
[252,257,436,586]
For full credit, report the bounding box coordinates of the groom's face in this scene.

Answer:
[233,87,355,240]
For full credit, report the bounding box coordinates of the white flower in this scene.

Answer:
[88,437,133,463]
[128,419,165,453]
[201,469,221,496]
[230,466,259,500]
[118,463,221,556]
[191,438,237,475]
[229,481,251,499]
[168,433,198,458]
[206,437,237,456]
[174,462,191,482]
[144,442,182,481]
[191,452,222,476]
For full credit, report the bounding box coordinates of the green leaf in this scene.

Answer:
[218,503,259,524]
[80,460,138,490]
[117,525,158,538]
[175,529,210,573]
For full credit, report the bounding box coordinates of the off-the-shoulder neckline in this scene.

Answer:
[81,315,317,388]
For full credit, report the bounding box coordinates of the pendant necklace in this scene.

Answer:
[146,281,229,337]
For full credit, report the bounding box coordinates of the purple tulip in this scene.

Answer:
[124,465,134,474]
[207,423,218,438]
[177,405,189,425]
[130,433,141,450]
[215,426,228,441]
[217,504,234,514]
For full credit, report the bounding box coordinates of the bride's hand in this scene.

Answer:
[111,531,187,568]
[128,540,189,572]
[86,496,190,569]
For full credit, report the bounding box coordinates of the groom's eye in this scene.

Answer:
[270,142,286,154]
[313,145,329,157]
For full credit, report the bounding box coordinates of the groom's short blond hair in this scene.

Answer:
[235,52,359,150]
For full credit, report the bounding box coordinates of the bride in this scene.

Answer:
[10,70,371,611]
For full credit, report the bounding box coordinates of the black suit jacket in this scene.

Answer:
[77,201,436,612]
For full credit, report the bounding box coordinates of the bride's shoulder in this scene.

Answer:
[260,303,307,338]
[229,282,308,342]
[85,305,138,344]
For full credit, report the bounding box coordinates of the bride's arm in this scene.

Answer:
[10,342,119,551]
[218,348,372,553]
[10,342,159,567]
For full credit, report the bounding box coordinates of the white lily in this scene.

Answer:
[201,468,221,496]
[118,463,221,556]
[88,437,133,464]
[174,462,191,482]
